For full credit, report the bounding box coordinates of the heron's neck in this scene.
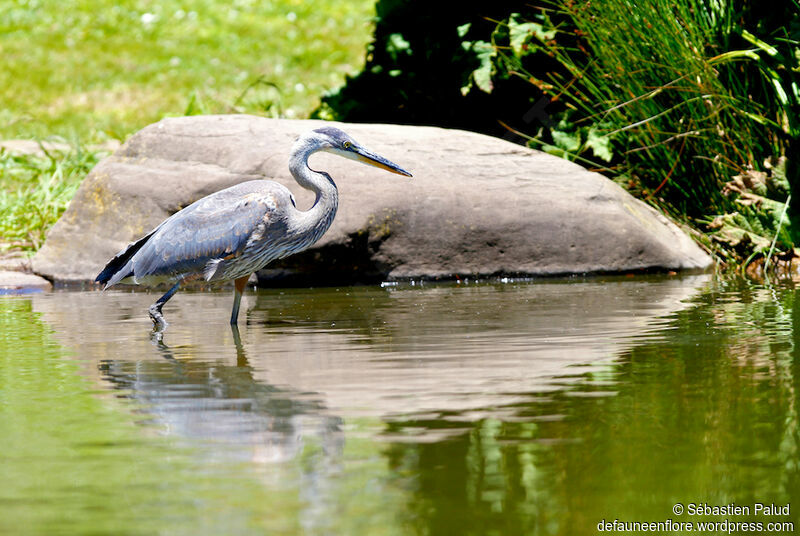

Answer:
[288,146,339,245]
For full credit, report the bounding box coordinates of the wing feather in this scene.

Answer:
[114,181,289,284]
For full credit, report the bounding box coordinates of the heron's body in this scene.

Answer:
[96,127,410,328]
[98,179,333,287]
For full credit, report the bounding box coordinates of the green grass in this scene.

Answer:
[0,0,376,256]
[0,145,103,253]
[0,0,376,142]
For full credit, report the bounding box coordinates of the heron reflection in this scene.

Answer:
[99,325,344,464]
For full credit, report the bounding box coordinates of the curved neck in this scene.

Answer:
[288,142,339,246]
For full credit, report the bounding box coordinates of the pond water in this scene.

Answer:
[1,275,797,535]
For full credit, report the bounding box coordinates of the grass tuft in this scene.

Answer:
[0,145,103,254]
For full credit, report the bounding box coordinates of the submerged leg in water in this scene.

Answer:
[230,276,250,325]
[148,281,181,329]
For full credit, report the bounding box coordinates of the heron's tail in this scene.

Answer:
[95,230,157,288]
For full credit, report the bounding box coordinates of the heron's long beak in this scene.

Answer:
[350,146,413,177]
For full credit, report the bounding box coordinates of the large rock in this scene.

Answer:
[0,270,52,293]
[32,115,711,284]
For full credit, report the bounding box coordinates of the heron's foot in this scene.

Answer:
[149,328,165,347]
[148,303,168,331]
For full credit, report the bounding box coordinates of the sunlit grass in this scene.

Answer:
[0,0,376,142]
[0,146,103,253]
[0,0,375,256]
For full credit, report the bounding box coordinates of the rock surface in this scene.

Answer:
[0,270,52,292]
[32,115,711,284]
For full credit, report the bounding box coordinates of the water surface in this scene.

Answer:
[1,276,797,535]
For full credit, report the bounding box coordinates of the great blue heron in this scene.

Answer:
[96,126,412,328]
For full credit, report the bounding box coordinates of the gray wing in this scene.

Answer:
[124,181,289,283]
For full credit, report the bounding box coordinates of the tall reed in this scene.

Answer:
[494,0,799,262]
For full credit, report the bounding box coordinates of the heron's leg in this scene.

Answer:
[148,280,181,329]
[230,275,250,325]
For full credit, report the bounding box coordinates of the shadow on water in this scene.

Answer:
[8,274,797,535]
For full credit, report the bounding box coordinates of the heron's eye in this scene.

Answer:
[342,141,351,150]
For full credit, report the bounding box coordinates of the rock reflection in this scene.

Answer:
[32,276,709,452]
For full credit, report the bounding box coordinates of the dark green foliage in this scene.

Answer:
[505,0,800,267]
[313,1,555,139]
[509,1,799,211]
[319,0,800,270]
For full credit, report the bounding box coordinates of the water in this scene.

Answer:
[1,275,797,535]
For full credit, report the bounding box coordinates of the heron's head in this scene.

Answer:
[307,126,412,177]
